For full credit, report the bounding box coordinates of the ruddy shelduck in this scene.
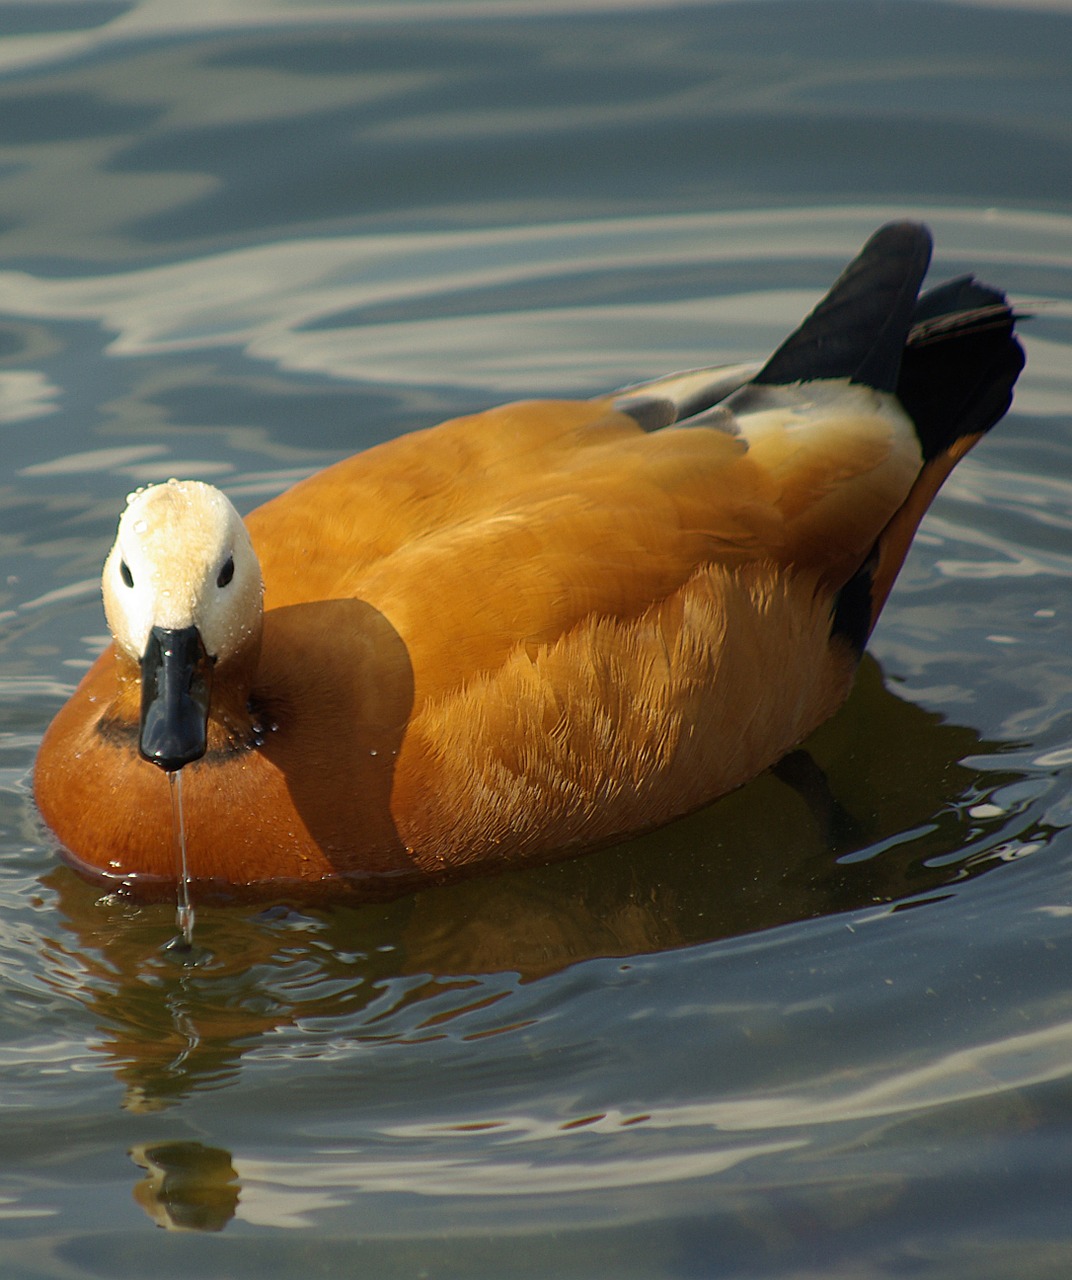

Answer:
[34,223,1024,901]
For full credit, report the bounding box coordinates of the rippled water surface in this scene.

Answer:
[2,2,1072,1276]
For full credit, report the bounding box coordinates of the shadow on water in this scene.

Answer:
[37,656,1030,1127]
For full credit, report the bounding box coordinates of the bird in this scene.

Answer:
[34,222,1024,903]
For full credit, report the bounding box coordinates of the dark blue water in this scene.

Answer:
[2,2,1072,1276]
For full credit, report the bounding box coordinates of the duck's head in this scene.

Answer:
[102,479,264,772]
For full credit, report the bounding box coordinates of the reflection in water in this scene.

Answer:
[130,1142,239,1232]
[123,1002,1072,1233]
[39,657,1027,1111]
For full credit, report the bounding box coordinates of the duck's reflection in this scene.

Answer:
[130,1142,239,1231]
[44,657,1020,1111]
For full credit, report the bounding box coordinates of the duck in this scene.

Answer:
[34,222,1024,902]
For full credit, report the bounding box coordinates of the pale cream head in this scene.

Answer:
[102,479,264,663]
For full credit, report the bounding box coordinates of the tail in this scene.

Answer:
[750,220,1023,649]
[609,222,1025,650]
[858,270,1025,639]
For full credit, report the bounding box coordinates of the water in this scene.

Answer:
[1,1,1071,1275]
[167,772,195,952]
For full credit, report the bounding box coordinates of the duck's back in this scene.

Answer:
[247,380,918,706]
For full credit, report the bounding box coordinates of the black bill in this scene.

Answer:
[139,625,214,771]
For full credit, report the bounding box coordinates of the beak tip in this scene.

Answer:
[139,725,208,772]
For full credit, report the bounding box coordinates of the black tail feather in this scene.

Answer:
[897,278,1025,461]
[753,222,933,392]
[828,260,1024,656]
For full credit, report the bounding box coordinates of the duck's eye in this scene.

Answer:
[119,560,134,588]
[217,555,235,589]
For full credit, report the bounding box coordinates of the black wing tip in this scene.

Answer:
[858,219,934,267]
[753,221,934,393]
[830,555,876,657]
